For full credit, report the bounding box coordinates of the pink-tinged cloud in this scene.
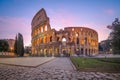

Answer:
[96,26,110,42]
[0,9,111,47]
[48,9,79,30]
[104,9,115,15]
[48,9,110,42]
[0,16,31,46]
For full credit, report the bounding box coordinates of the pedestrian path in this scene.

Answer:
[0,57,54,67]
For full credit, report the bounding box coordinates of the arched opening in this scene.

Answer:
[72,28,74,31]
[37,28,39,34]
[41,27,43,32]
[62,37,66,42]
[68,48,71,56]
[63,50,66,56]
[55,48,59,56]
[91,33,93,37]
[40,49,42,53]
[81,48,83,55]
[45,25,47,31]
[81,39,84,45]
[76,33,79,37]
[40,38,43,43]
[57,37,59,42]
[44,36,47,43]
[34,30,36,35]
[39,27,41,33]
[68,37,71,42]
[85,37,87,45]
[40,49,44,56]
[72,37,75,43]
[50,36,52,42]
[44,49,47,56]
[76,48,80,55]
[81,28,83,31]
[76,38,79,44]
[49,48,52,56]
[37,39,39,45]
[62,49,69,57]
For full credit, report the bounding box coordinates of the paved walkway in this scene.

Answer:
[0,57,54,67]
[0,57,120,80]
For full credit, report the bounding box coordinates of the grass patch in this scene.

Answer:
[97,58,120,64]
[71,57,120,72]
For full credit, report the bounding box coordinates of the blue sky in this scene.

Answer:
[0,0,120,46]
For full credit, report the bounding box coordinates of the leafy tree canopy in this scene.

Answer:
[0,40,9,52]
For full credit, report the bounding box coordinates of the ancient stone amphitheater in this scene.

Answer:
[31,8,98,56]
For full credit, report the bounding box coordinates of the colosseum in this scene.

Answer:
[31,8,98,56]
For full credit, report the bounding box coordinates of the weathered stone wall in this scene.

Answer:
[31,8,98,56]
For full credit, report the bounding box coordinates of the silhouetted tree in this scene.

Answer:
[108,18,120,54]
[111,21,120,54]
[14,33,24,56]
[14,35,17,55]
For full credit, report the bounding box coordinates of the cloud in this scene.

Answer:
[96,26,110,42]
[104,9,115,15]
[0,16,31,46]
[48,9,79,30]
[0,8,111,47]
[48,8,110,42]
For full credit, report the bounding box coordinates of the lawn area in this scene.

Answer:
[70,57,120,72]
[97,58,120,64]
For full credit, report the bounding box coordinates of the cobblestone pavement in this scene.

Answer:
[0,58,120,80]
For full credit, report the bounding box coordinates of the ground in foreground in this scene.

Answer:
[0,57,120,80]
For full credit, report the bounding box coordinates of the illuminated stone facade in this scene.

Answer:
[31,8,98,56]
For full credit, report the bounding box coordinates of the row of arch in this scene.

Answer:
[32,46,98,56]
[70,28,98,37]
[75,48,98,55]
[32,35,98,47]
[32,25,48,37]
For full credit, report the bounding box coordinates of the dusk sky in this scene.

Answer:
[0,0,120,46]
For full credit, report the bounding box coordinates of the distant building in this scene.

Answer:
[99,40,112,54]
[5,39,15,52]
[0,39,15,52]
[24,46,32,54]
[31,8,98,56]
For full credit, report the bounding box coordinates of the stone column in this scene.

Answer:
[59,45,62,56]
[83,46,85,56]
[52,46,55,56]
